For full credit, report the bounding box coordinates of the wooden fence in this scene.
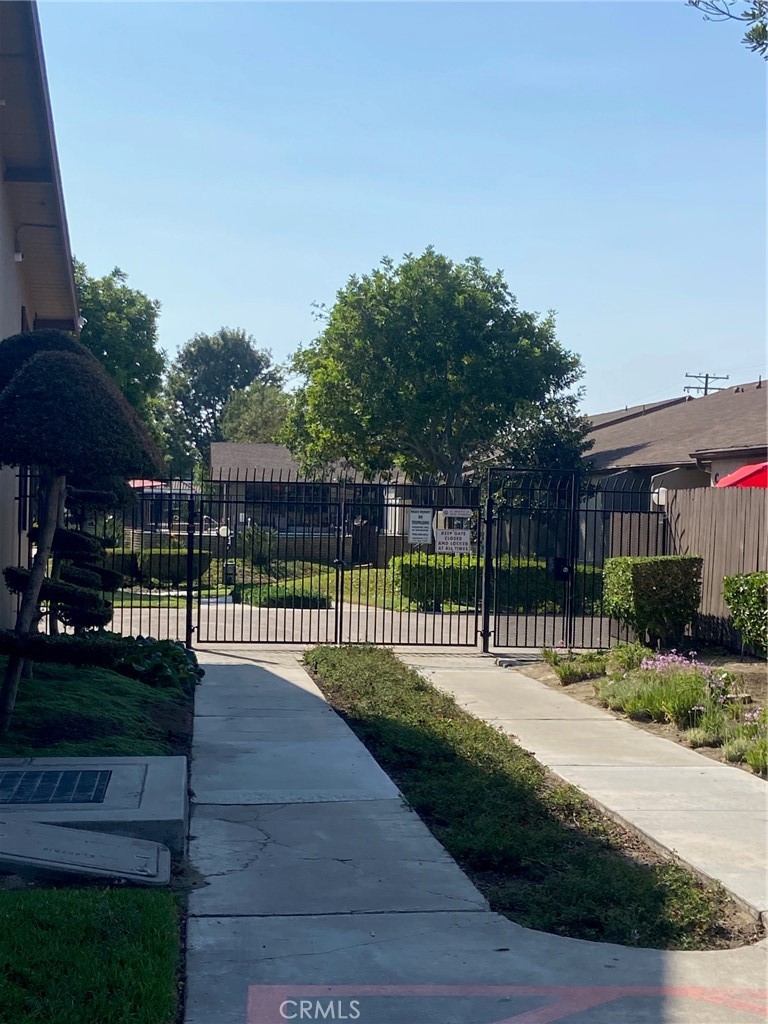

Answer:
[666,487,766,649]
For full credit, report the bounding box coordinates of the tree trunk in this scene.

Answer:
[0,472,66,734]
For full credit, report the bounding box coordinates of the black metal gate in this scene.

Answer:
[14,467,667,650]
[483,469,667,651]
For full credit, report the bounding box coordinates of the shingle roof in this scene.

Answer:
[588,396,690,431]
[210,443,301,477]
[586,381,767,471]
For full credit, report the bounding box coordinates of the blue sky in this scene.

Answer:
[39,1,766,413]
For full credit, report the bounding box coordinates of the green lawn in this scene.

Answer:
[306,644,750,950]
[0,656,188,1022]
[0,888,179,1024]
[0,657,191,759]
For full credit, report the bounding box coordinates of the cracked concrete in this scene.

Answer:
[185,648,767,1024]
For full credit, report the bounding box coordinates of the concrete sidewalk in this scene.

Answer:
[397,652,768,924]
[185,647,767,1024]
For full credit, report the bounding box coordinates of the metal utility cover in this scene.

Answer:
[0,769,112,806]
[0,819,171,885]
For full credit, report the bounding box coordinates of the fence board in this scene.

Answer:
[666,487,767,648]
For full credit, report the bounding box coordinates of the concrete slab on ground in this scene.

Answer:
[0,818,171,885]
[189,800,487,917]
[184,649,768,1024]
[191,711,398,806]
[185,911,768,1024]
[395,656,768,923]
[0,755,188,857]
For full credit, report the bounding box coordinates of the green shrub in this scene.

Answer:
[603,556,703,645]
[239,581,331,608]
[116,638,203,697]
[3,567,109,613]
[138,549,213,587]
[390,555,602,613]
[59,566,103,590]
[723,571,768,657]
[744,737,768,775]
[605,641,653,676]
[390,555,479,610]
[541,647,607,684]
[722,736,751,762]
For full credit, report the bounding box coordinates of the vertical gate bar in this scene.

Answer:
[480,487,494,653]
[185,496,196,648]
[564,472,578,650]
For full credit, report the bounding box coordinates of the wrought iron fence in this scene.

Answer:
[9,468,667,649]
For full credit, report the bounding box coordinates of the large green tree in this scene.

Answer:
[285,248,583,481]
[474,393,594,472]
[161,328,279,472]
[221,383,290,443]
[687,0,767,56]
[74,259,165,421]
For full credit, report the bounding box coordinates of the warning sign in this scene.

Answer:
[434,528,473,555]
[408,508,434,545]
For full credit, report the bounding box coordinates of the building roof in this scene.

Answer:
[210,443,302,478]
[588,395,690,431]
[0,1,78,330]
[587,381,767,472]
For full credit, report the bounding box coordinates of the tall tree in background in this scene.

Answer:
[687,0,767,56]
[161,328,279,472]
[285,248,582,481]
[474,393,594,472]
[221,383,290,443]
[74,259,165,423]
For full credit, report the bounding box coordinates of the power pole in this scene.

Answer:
[684,372,729,396]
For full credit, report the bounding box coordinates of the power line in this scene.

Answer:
[684,372,730,396]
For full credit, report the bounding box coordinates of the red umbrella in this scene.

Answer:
[715,462,768,488]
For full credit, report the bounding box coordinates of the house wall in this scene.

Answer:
[0,183,34,629]
[709,456,761,487]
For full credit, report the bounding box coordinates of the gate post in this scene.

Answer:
[185,497,196,649]
[479,489,494,654]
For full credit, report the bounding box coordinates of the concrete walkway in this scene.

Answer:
[185,647,767,1024]
[397,651,768,924]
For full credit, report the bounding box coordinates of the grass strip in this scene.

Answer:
[0,888,179,1024]
[0,656,191,758]
[306,644,753,950]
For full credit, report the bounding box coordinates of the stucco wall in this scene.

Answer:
[0,182,33,628]
[709,457,762,486]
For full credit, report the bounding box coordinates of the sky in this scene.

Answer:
[38,1,766,414]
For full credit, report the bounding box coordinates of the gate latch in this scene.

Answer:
[553,557,572,582]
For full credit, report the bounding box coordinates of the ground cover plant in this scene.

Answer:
[0,652,193,758]
[541,644,768,777]
[0,887,179,1024]
[305,644,755,949]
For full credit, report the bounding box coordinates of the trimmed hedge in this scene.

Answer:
[59,566,103,590]
[109,549,213,587]
[723,571,768,657]
[29,527,105,561]
[603,555,703,645]
[237,582,331,609]
[390,555,603,613]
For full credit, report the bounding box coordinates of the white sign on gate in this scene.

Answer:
[408,508,434,545]
[434,528,473,555]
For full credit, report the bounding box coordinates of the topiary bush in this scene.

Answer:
[723,571,768,657]
[238,582,331,609]
[603,555,703,646]
[138,550,213,588]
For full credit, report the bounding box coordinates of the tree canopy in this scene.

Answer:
[474,393,594,473]
[687,0,767,56]
[285,249,583,481]
[221,383,290,444]
[160,327,279,471]
[74,259,164,420]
